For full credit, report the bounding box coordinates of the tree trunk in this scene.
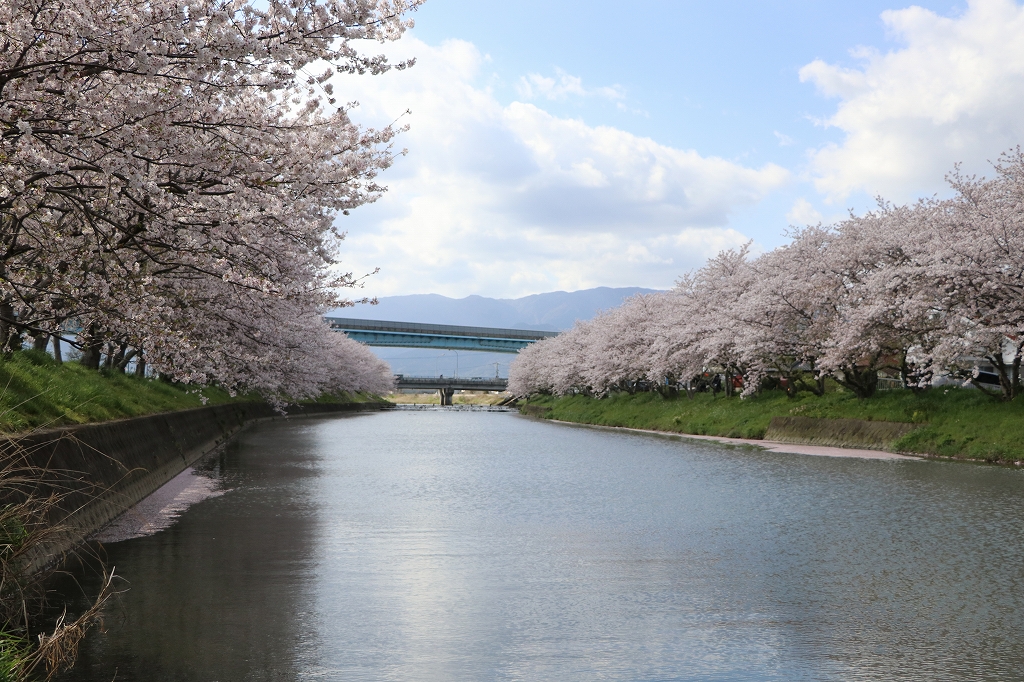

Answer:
[788,368,826,397]
[835,366,878,399]
[1014,353,1022,399]
[986,348,1023,401]
[110,342,128,371]
[31,333,48,352]
[80,328,103,370]
[81,344,102,370]
[101,343,115,371]
[134,356,146,378]
[52,335,63,364]
[786,375,798,398]
[115,349,137,373]
[657,378,678,398]
[0,300,18,352]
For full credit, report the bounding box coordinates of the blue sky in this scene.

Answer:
[332,0,1024,299]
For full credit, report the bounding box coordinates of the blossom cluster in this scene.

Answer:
[0,0,421,399]
[510,148,1024,402]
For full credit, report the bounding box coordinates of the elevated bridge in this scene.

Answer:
[326,317,559,353]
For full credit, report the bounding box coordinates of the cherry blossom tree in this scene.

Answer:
[728,230,836,397]
[577,294,664,395]
[508,147,1024,403]
[508,319,596,397]
[632,245,754,399]
[640,288,706,396]
[924,151,1024,399]
[1,0,419,397]
[818,203,953,396]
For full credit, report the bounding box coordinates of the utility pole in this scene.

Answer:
[493,362,500,378]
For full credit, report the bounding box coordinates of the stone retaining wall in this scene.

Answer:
[764,416,918,450]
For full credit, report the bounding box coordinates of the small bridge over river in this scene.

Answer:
[393,376,513,405]
[326,317,559,404]
[393,376,510,392]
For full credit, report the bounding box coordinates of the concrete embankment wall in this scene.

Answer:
[764,416,917,450]
[1,402,389,571]
[521,404,919,452]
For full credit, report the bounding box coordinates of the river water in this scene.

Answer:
[53,409,1024,681]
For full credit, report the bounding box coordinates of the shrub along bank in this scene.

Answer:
[521,388,1024,463]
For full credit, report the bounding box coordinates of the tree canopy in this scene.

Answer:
[510,149,1024,402]
[1,0,422,399]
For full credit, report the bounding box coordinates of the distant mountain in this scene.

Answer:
[331,286,662,331]
[328,287,663,379]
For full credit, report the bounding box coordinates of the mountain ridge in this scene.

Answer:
[334,286,662,331]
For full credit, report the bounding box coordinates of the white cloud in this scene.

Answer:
[499,103,789,231]
[785,198,824,226]
[516,68,624,102]
[801,0,1024,202]
[333,36,788,298]
[774,131,794,146]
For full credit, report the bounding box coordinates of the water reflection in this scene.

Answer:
[54,423,327,681]
[54,412,1024,681]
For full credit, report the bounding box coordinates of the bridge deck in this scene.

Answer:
[326,317,559,353]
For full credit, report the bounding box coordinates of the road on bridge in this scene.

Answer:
[326,318,559,353]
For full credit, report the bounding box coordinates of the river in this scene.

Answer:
[52,408,1024,681]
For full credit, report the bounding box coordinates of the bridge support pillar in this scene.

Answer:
[439,387,455,406]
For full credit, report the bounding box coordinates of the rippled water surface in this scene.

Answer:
[54,410,1024,681]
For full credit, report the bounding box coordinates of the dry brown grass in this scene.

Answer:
[0,460,68,633]
[1,435,115,681]
[20,572,116,680]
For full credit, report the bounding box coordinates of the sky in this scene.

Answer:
[330,0,1024,300]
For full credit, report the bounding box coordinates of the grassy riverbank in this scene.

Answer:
[0,350,239,433]
[0,350,385,433]
[521,388,1024,463]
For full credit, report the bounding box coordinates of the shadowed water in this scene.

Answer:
[53,411,1024,681]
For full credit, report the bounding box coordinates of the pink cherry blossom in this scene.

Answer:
[510,148,1024,402]
[1,0,420,399]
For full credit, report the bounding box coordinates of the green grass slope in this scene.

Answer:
[0,350,242,433]
[0,350,389,434]
[523,388,1024,463]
